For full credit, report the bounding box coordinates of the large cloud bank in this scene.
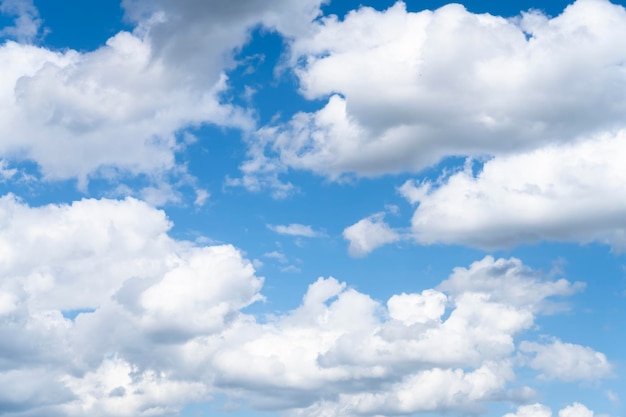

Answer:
[0,195,609,416]
[249,0,626,178]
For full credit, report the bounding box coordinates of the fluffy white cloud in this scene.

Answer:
[207,257,590,415]
[559,403,595,417]
[244,0,626,184]
[437,256,585,312]
[401,130,626,250]
[504,403,553,417]
[520,339,612,381]
[387,289,447,326]
[268,223,322,237]
[0,0,327,189]
[290,361,513,417]
[343,212,401,257]
[0,33,249,187]
[0,194,263,415]
[60,356,208,417]
[504,403,595,417]
[0,193,174,310]
[0,196,609,416]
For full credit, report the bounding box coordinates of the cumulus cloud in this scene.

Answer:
[520,339,613,381]
[0,201,603,416]
[343,212,401,257]
[60,356,208,417]
[504,403,553,417]
[0,33,249,189]
[268,223,322,237]
[437,256,585,312]
[347,128,626,255]
[504,403,595,417]
[0,194,263,415]
[207,257,591,415]
[242,0,626,186]
[401,130,626,250]
[0,0,328,191]
[558,403,595,417]
[387,289,447,326]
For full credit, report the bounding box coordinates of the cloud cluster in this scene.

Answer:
[0,194,263,415]
[0,35,245,189]
[0,200,609,416]
[397,129,626,250]
[0,0,327,190]
[208,257,603,416]
[243,0,626,186]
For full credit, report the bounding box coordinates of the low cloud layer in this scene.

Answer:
[0,199,608,416]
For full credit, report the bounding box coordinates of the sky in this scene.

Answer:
[0,0,625,416]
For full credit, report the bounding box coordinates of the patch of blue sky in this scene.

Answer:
[322,0,626,18]
[61,308,96,321]
[226,27,329,124]
[35,0,129,51]
[0,13,12,35]
[180,398,279,417]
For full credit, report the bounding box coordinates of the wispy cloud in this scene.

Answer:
[267,223,322,238]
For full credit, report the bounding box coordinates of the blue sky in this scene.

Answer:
[0,0,625,416]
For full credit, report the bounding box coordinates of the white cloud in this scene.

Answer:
[207,257,592,415]
[0,33,251,187]
[0,196,609,416]
[387,289,447,326]
[268,223,321,237]
[60,356,208,417]
[403,131,626,250]
[504,403,553,417]
[281,265,302,273]
[0,159,16,180]
[290,361,513,417]
[194,188,210,206]
[138,245,264,338]
[0,194,264,415]
[343,212,401,257]
[0,0,328,191]
[520,339,613,381]
[559,403,595,417]
[504,403,595,417]
[0,0,41,43]
[0,193,174,311]
[264,250,288,263]
[243,0,626,184]
[438,256,585,312]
